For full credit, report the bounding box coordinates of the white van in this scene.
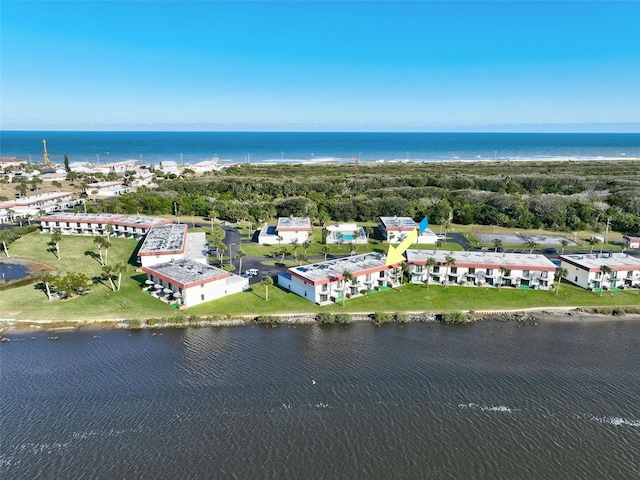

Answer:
[246,269,259,277]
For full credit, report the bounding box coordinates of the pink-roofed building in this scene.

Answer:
[623,235,640,249]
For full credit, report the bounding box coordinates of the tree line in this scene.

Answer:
[81,160,640,234]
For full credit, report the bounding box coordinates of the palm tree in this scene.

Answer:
[560,239,569,254]
[321,244,330,262]
[498,266,510,289]
[589,237,600,254]
[425,257,437,289]
[302,240,311,254]
[297,252,307,266]
[113,262,127,291]
[493,238,503,252]
[102,264,117,291]
[277,235,283,246]
[435,239,443,252]
[262,275,273,301]
[291,239,299,259]
[341,270,354,306]
[51,228,62,260]
[348,241,355,256]
[443,255,455,288]
[236,249,247,274]
[555,267,568,295]
[336,232,344,247]
[599,265,612,296]
[39,272,56,300]
[93,236,107,265]
[0,231,10,258]
[527,240,539,254]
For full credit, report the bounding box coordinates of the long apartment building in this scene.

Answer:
[406,250,557,290]
[278,252,403,305]
[39,212,172,238]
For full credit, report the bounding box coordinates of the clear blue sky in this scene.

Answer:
[2,1,639,132]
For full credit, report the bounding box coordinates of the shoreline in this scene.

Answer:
[2,308,639,335]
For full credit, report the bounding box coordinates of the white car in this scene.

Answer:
[246,269,259,277]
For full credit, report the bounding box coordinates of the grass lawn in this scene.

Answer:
[186,281,640,318]
[3,231,639,322]
[1,232,176,320]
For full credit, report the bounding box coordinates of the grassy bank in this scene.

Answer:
[1,231,639,322]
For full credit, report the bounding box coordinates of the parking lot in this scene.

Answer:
[477,232,579,247]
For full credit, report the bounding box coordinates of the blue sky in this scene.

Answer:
[1,1,639,132]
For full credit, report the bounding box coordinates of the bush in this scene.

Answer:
[373,312,393,324]
[147,318,158,326]
[395,312,410,323]
[316,312,335,324]
[440,312,473,325]
[256,315,278,324]
[188,315,201,324]
[123,319,142,329]
[334,313,352,324]
[167,316,187,325]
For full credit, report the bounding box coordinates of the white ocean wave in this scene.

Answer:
[458,402,514,413]
[590,416,640,427]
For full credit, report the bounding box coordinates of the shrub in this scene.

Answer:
[440,312,473,325]
[316,312,335,324]
[395,312,410,323]
[256,315,278,324]
[188,315,201,324]
[147,318,158,326]
[167,316,187,325]
[123,319,142,329]
[334,313,352,324]
[373,312,393,324]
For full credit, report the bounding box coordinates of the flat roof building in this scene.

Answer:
[258,217,313,245]
[406,249,557,290]
[138,224,207,267]
[39,212,172,238]
[560,253,640,291]
[142,259,249,308]
[379,216,440,244]
[278,252,403,304]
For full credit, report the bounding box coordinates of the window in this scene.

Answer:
[523,270,529,277]
[468,268,475,274]
[451,267,457,274]
[379,271,385,278]
[595,272,601,278]
[415,266,423,273]
[201,294,205,301]
[201,284,204,288]
[321,284,328,292]
[433,266,440,273]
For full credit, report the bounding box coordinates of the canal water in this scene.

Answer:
[1,320,639,479]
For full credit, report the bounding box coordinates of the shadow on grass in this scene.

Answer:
[84,250,102,264]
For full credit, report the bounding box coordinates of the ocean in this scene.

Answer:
[1,321,639,479]
[1,131,639,165]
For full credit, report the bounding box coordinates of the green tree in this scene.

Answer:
[114,262,127,291]
[39,272,56,300]
[236,248,247,274]
[589,237,600,254]
[498,266,510,289]
[321,244,330,262]
[527,240,539,254]
[425,257,437,289]
[341,270,354,306]
[64,154,71,174]
[262,275,273,301]
[102,264,117,291]
[560,239,569,254]
[599,265,612,296]
[51,228,62,260]
[493,238,503,252]
[435,239,443,252]
[555,267,568,296]
[443,255,456,288]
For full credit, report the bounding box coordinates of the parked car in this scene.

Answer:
[543,248,558,254]
[246,268,259,277]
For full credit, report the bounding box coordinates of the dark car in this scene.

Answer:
[543,248,558,254]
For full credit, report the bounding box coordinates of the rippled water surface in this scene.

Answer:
[1,321,639,479]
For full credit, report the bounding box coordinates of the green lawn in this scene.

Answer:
[187,281,640,317]
[3,231,639,322]
[1,232,176,320]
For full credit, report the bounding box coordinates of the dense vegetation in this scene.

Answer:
[85,160,640,234]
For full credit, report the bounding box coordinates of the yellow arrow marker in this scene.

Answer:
[386,228,418,265]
